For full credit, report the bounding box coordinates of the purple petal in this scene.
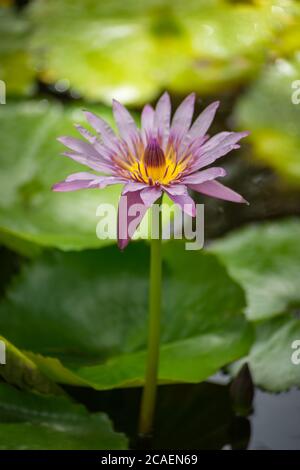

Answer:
[74,124,97,144]
[123,181,149,193]
[75,124,112,160]
[191,131,249,171]
[65,171,97,182]
[58,135,114,168]
[112,99,140,156]
[170,93,195,141]
[188,101,219,140]
[189,180,248,204]
[57,136,100,158]
[162,184,187,196]
[178,134,207,161]
[141,104,154,141]
[84,111,116,141]
[164,187,196,217]
[202,131,249,153]
[182,167,226,184]
[52,179,98,192]
[140,186,162,205]
[92,176,126,188]
[117,188,161,250]
[154,92,171,149]
[62,151,113,173]
[84,111,119,155]
[52,174,123,192]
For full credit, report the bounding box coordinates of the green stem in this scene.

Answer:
[138,202,162,436]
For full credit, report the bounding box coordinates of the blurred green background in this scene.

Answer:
[0,0,300,450]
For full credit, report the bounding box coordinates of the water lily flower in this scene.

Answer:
[53,92,248,248]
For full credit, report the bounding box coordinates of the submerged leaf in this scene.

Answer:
[0,383,127,450]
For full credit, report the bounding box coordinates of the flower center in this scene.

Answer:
[119,137,189,186]
[142,138,167,183]
[143,138,166,170]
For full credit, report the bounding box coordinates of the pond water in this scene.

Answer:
[67,372,300,450]
[250,388,300,450]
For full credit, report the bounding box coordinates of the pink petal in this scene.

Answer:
[164,187,196,217]
[191,131,249,171]
[84,111,116,141]
[58,136,115,169]
[178,134,207,161]
[141,104,154,140]
[65,171,97,182]
[75,124,112,160]
[123,181,149,193]
[74,124,97,144]
[92,176,126,188]
[57,136,100,158]
[162,184,187,196]
[112,99,140,156]
[154,92,171,149]
[170,93,195,141]
[182,167,226,184]
[202,131,249,153]
[188,101,219,140]
[52,180,98,192]
[189,180,248,204]
[52,174,123,192]
[84,111,119,155]
[61,151,113,173]
[117,188,161,250]
[140,186,162,205]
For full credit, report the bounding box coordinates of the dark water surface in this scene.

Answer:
[67,370,300,450]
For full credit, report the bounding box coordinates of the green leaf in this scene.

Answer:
[211,218,300,321]
[0,7,35,96]
[212,219,300,391]
[235,57,300,186]
[0,100,122,252]
[27,0,280,104]
[0,335,63,395]
[250,314,300,391]
[0,242,253,389]
[233,314,300,392]
[0,383,127,449]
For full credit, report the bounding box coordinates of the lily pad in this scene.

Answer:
[248,314,300,392]
[0,242,253,389]
[235,57,300,186]
[27,0,280,104]
[211,218,300,321]
[0,100,122,253]
[0,383,127,449]
[232,313,300,392]
[0,7,35,96]
[0,335,62,395]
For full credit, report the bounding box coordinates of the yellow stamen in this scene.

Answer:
[126,139,189,185]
